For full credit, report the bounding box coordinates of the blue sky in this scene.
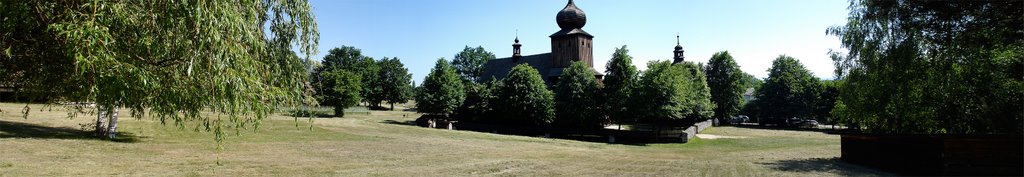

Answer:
[309,0,850,84]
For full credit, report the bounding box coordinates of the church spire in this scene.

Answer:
[673,33,685,64]
[512,30,522,61]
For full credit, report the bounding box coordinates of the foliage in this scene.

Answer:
[327,70,361,117]
[679,62,715,121]
[375,57,412,110]
[705,51,745,120]
[602,46,640,126]
[635,61,687,124]
[828,0,1023,134]
[453,82,491,122]
[0,1,318,140]
[554,61,603,129]
[415,58,465,116]
[740,72,764,91]
[755,55,820,125]
[314,46,378,106]
[813,80,840,124]
[451,46,496,84]
[493,64,555,126]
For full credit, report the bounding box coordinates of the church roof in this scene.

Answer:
[481,53,554,83]
[550,28,593,37]
[481,53,603,85]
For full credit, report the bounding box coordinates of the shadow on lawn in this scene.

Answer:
[0,120,140,143]
[760,157,887,176]
[381,119,416,126]
[379,119,664,146]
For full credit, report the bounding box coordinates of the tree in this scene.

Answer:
[554,61,602,129]
[450,46,496,122]
[376,57,412,110]
[828,0,1022,134]
[755,55,821,126]
[315,46,379,107]
[327,70,361,117]
[704,51,745,122]
[493,64,555,126]
[451,46,496,84]
[636,61,687,125]
[814,80,840,125]
[415,58,465,117]
[602,46,640,128]
[679,62,715,121]
[0,1,318,140]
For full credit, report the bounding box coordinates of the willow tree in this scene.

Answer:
[0,1,319,141]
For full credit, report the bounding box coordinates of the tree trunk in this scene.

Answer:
[95,104,107,136]
[106,106,119,139]
[334,106,345,117]
[390,103,394,111]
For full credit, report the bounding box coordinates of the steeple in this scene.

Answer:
[512,32,522,61]
[550,0,594,68]
[673,34,685,64]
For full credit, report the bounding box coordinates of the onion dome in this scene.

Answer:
[556,0,586,30]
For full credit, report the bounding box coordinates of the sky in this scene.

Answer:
[309,0,850,84]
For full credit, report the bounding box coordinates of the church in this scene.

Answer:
[481,0,686,85]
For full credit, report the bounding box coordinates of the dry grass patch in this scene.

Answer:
[0,102,887,176]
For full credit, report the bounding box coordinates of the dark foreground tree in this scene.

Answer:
[415,58,465,117]
[0,1,318,140]
[554,61,602,129]
[602,46,640,128]
[493,64,555,126]
[705,51,745,121]
[755,55,821,126]
[828,0,1022,134]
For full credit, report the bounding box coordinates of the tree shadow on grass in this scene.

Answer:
[0,120,140,143]
[381,119,416,126]
[759,157,889,176]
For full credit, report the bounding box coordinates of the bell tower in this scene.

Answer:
[673,34,685,64]
[550,0,594,68]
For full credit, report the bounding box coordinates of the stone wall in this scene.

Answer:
[682,119,715,142]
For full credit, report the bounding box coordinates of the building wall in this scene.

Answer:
[550,34,593,68]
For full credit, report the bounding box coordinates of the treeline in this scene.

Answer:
[416,46,717,129]
[311,46,413,117]
[740,55,840,126]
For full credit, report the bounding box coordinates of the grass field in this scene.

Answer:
[0,102,888,176]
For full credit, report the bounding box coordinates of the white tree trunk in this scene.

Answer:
[95,104,107,136]
[106,106,119,139]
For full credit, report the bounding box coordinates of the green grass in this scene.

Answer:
[0,102,888,176]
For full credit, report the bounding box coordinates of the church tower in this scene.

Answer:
[673,34,685,64]
[550,0,594,68]
[512,36,522,62]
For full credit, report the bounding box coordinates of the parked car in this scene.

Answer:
[727,115,749,124]
[798,120,819,128]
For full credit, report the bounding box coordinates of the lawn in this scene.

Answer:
[0,102,887,176]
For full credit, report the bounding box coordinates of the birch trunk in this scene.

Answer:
[106,106,119,139]
[95,104,107,136]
